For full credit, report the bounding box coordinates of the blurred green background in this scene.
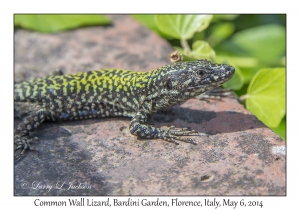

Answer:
[14,14,286,139]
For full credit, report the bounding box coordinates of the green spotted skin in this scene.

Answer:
[14,59,235,160]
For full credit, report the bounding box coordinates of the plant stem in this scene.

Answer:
[180,39,191,53]
[239,94,248,102]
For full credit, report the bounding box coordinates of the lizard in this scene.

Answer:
[14,59,235,161]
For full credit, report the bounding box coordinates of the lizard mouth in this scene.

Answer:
[187,82,222,91]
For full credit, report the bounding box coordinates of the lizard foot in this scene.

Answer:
[160,126,203,145]
[14,134,39,161]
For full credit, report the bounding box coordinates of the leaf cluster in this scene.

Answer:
[132,14,286,139]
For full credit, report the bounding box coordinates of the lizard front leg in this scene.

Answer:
[14,102,45,161]
[129,111,198,145]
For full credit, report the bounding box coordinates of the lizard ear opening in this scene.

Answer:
[166,79,173,90]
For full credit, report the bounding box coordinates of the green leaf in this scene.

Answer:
[155,15,213,40]
[213,15,239,21]
[245,68,286,128]
[231,24,286,62]
[239,68,261,84]
[14,14,111,33]
[271,116,286,140]
[208,22,235,46]
[131,15,157,30]
[190,40,215,59]
[192,31,205,43]
[131,15,172,38]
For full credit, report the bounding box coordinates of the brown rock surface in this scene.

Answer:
[14,15,285,196]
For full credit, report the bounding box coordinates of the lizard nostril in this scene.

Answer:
[225,66,233,72]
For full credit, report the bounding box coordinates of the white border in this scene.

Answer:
[2,0,295,209]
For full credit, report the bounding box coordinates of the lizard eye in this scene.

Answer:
[198,70,204,76]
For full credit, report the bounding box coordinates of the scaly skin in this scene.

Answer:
[14,59,235,161]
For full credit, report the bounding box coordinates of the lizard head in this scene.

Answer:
[149,59,235,110]
[163,59,234,93]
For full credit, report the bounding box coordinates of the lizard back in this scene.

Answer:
[14,69,146,120]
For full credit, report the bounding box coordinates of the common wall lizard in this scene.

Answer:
[14,59,235,161]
